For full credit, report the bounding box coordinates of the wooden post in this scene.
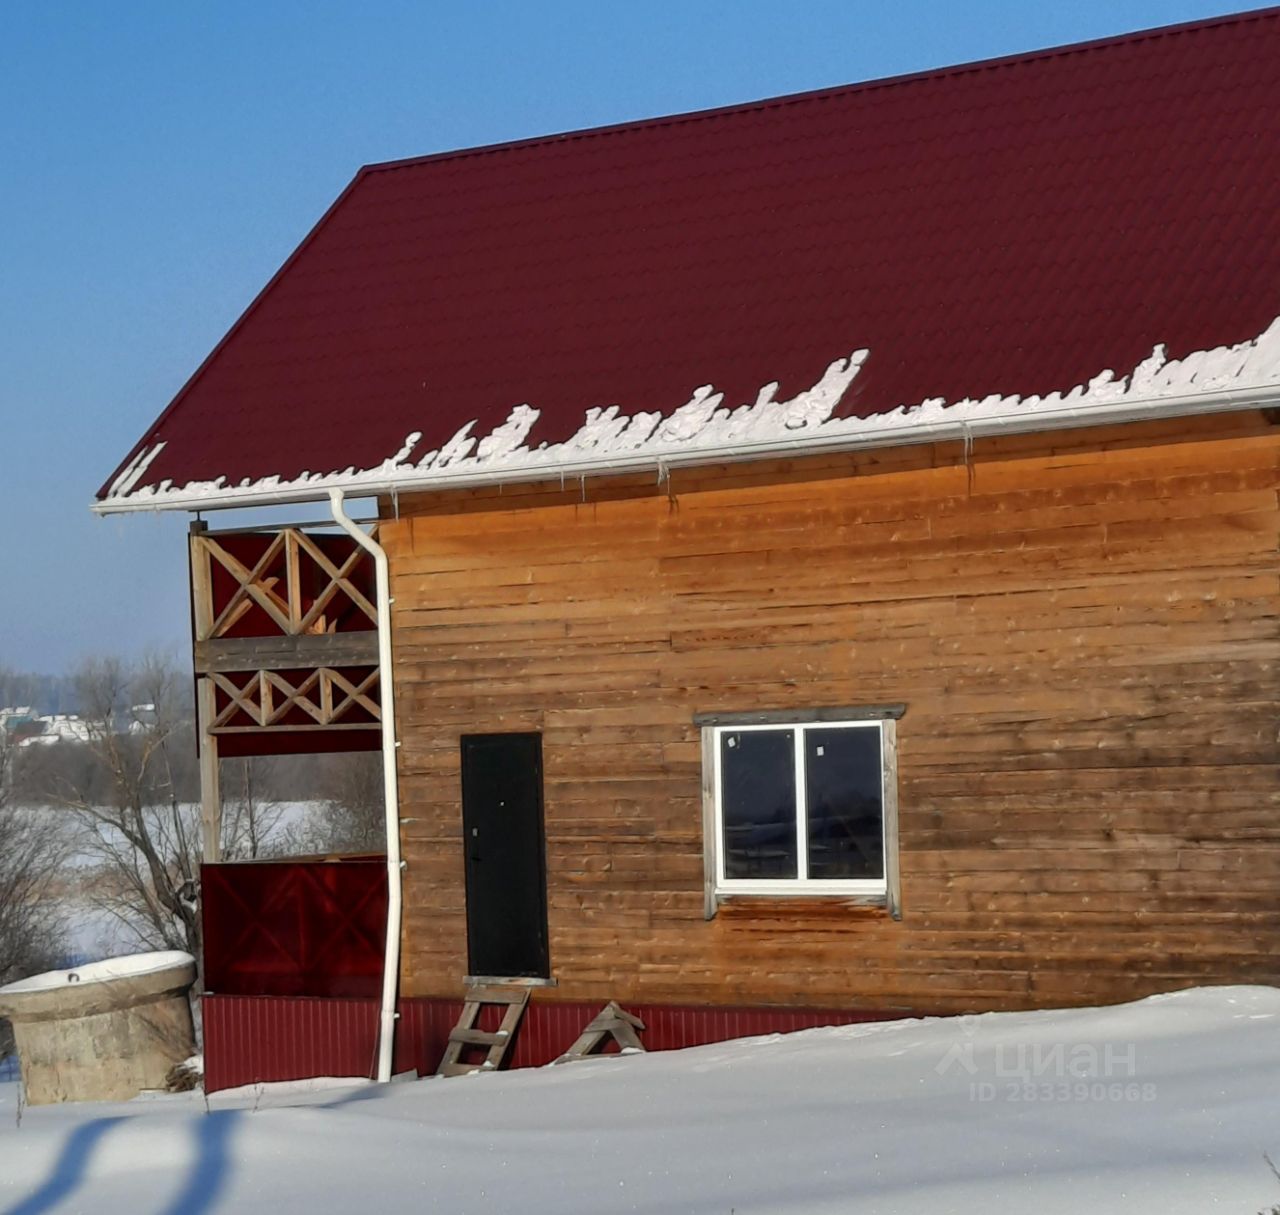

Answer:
[190,520,222,863]
[197,677,222,863]
[189,520,212,641]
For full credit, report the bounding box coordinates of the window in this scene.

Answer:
[699,710,901,908]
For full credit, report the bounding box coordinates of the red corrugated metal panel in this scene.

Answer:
[505,1001,904,1066]
[393,998,462,1076]
[203,994,380,1092]
[102,9,1280,502]
[203,994,910,1092]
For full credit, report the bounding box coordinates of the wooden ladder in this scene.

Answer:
[437,984,530,1077]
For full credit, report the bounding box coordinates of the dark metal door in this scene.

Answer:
[460,732,550,979]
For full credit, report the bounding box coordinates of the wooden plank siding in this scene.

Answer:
[380,412,1280,1014]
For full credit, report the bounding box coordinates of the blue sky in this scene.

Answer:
[0,0,1262,675]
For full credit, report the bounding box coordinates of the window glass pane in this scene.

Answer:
[805,727,884,880]
[720,729,797,879]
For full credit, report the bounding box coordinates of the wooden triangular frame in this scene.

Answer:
[555,1001,646,1063]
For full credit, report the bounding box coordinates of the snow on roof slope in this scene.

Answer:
[98,8,1280,511]
[2,986,1279,1213]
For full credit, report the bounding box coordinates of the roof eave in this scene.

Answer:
[91,381,1280,517]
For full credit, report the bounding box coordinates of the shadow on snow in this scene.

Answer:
[158,1109,241,1215]
[3,1116,128,1215]
[3,1107,242,1215]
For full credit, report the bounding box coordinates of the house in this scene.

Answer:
[97,9,1280,1090]
[18,714,93,747]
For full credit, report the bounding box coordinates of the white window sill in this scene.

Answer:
[715,884,888,900]
[708,887,899,921]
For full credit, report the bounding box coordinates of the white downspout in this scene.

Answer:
[329,488,402,1084]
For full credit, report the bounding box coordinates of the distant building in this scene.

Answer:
[19,715,94,747]
[1,707,44,746]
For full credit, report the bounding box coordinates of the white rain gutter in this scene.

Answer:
[94,380,1280,514]
[328,487,402,1085]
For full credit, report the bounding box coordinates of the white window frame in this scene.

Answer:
[698,708,901,917]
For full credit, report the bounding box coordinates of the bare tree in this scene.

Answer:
[219,757,290,859]
[0,666,69,981]
[0,667,72,1060]
[0,808,70,984]
[29,655,203,956]
[285,750,385,855]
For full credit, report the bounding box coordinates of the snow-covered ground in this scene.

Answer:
[1,987,1277,1214]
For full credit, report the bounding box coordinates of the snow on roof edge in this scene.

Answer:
[95,317,1280,515]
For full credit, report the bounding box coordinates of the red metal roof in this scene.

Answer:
[99,8,1280,506]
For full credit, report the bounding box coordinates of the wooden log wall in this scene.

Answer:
[380,412,1280,1014]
